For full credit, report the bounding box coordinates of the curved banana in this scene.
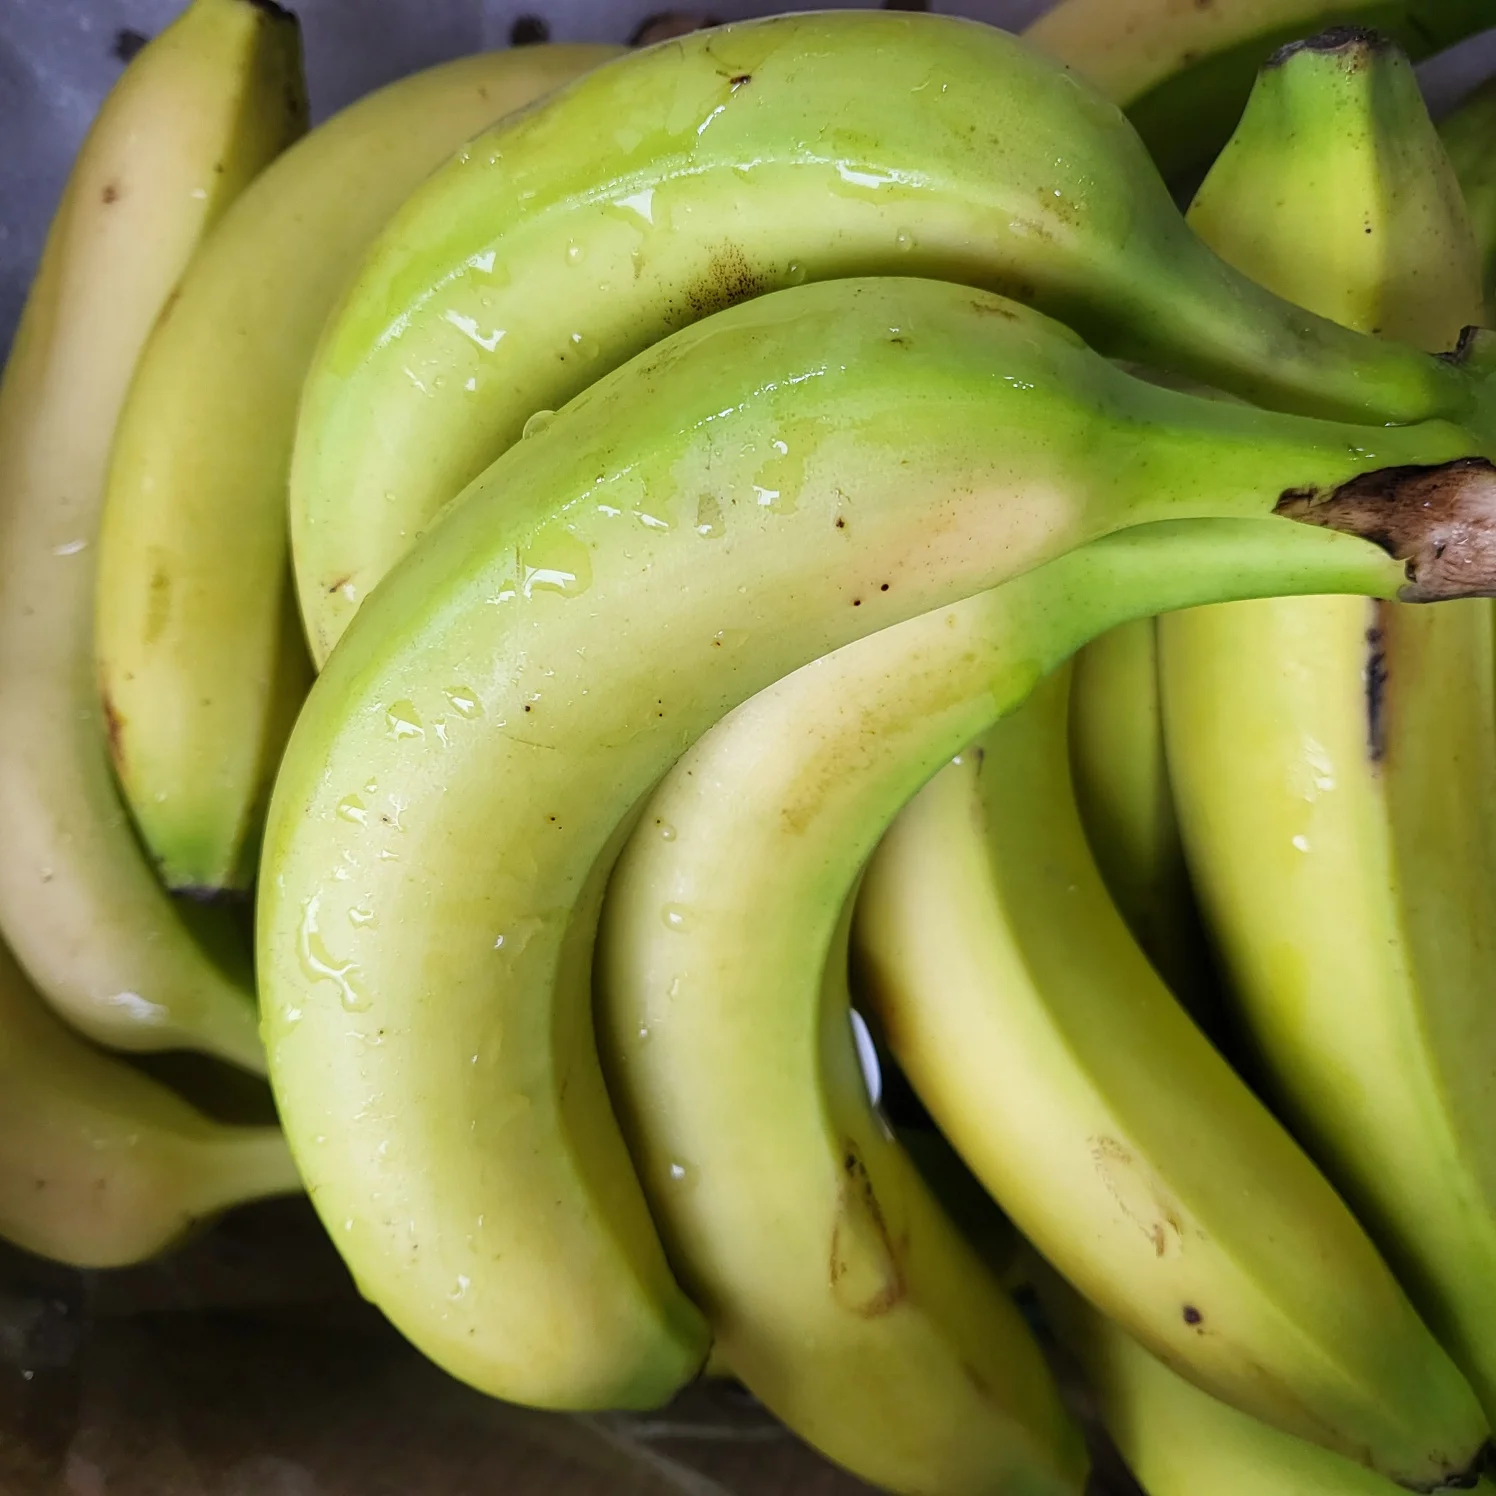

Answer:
[1066,617,1208,1008]
[1160,29,1496,1425]
[1439,76,1496,322]
[0,0,304,1068]
[854,666,1486,1489]
[0,934,299,1269]
[602,871,1086,1496]
[1021,1256,1485,1496]
[260,274,1496,1415]
[288,9,1496,666]
[95,43,620,896]
[595,514,1484,1492]
[1024,0,1496,180]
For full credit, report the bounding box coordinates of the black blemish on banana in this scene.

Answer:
[1364,604,1390,765]
[1274,459,1496,602]
[1267,27,1393,72]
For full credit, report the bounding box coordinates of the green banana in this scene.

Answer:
[596,517,1491,1492]
[95,43,620,896]
[0,0,305,1069]
[1066,617,1208,1008]
[288,9,1496,667]
[1024,0,1496,181]
[1159,29,1496,1425]
[1439,76,1496,322]
[260,273,1496,1416]
[0,933,299,1269]
[1022,1255,1489,1496]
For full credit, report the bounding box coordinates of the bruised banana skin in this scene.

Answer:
[1162,31,1496,1428]
[0,0,305,1069]
[0,933,299,1270]
[1024,0,1496,180]
[289,9,1496,665]
[1022,1258,1482,1496]
[853,668,1486,1491]
[595,516,1476,1492]
[260,275,1496,1415]
[95,44,620,896]
[1439,76,1496,323]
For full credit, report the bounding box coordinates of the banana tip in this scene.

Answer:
[1274,458,1496,602]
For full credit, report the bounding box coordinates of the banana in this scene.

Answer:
[259,273,1496,1415]
[0,0,304,1069]
[95,44,620,897]
[1159,29,1496,1425]
[1021,1255,1483,1496]
[1439,76,1496,322]
[1066,617,1209,1008]
[595,514,1487,1492]
[602,866,1087,1496]
[287,9,1496,667]
[0,932,299,1269]
[1023,0,1496,180]
[853,664,1487,1489]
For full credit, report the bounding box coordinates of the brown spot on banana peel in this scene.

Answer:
[1274,458,1496,602]
[101,690,125,775]
[829,1141,905,1317]
[1364,604,1389,765]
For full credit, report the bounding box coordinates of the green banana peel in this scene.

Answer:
[289,9,1496,666]
[261,274,1496,1417]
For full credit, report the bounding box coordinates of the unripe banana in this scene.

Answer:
[289,9,1496,666]
[1439,76,1496,322]
[0,0,305,1069]
[1161,28,1496,1424]
[94,43,620,896]
[260,273,1496,1416]
[1023,0,1496,180]
[0,933,299,1270]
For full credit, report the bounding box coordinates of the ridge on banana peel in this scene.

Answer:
[0,932,300,1269]
[289,8,1496,667]
[1161,26,1496,1428]
[0,0,305,1070]
[94,43,621,898]
[595,519,1484,1494]
[261,274,1496,1417]
[1024,0,1496,182]
[1439,76,1496,323]
[1019,1253,1487,1496]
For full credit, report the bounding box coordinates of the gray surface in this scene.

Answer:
[4,1,1496,362]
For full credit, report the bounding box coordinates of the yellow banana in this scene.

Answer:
[0,0,305,1069]
[1440,76,1496,322]
[0,932,298,1269]
[95,43,619,895]
[1160,27,1496,1422]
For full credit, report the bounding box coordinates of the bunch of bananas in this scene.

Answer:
[11,0,1496,1490]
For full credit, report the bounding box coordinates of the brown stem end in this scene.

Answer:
[1274,458,1496,603]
